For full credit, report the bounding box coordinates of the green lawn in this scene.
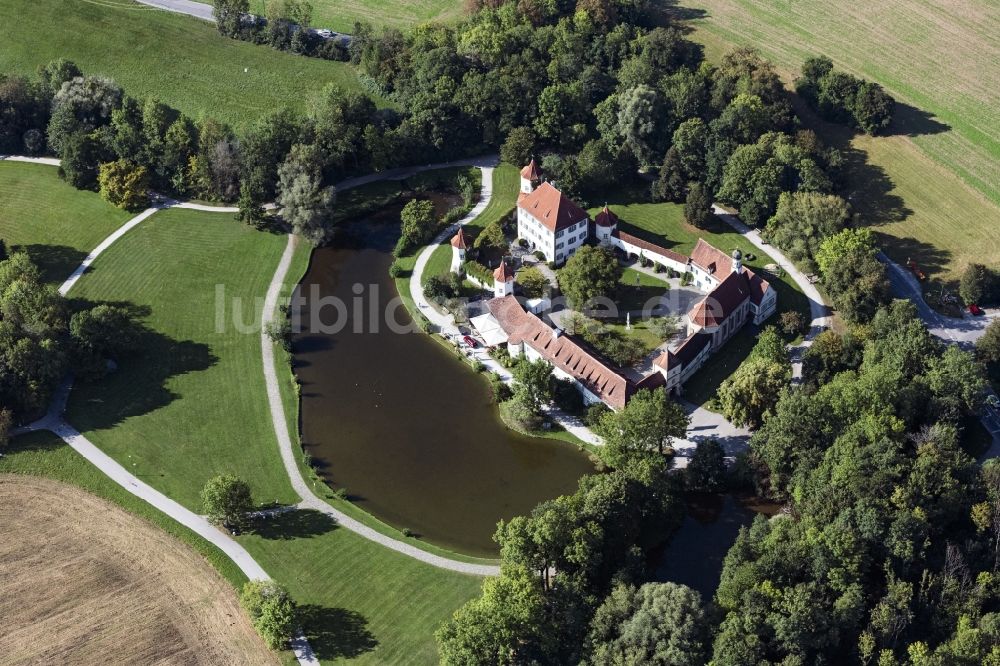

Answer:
[64,208,298,509]
[0,0,371,130]
[1,431,246,587]
[592,200,810,406]
[475,163,520,231]
[677,0,1000,282]
[250,0,464,34]
[239,513,483,665]
[0,162,132,284]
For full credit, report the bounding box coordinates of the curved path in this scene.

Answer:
[3,156,319,663]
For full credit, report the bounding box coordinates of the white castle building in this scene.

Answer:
[463,160,778,409]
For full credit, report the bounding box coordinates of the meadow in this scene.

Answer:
[64,208,299,509]
[0,0,368,130]
[0,162,132,284]
[678,0,1000,282]
[250,0,464,34]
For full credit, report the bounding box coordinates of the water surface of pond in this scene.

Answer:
[292,201,594,557]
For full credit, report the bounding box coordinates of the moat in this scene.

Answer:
[291,201,594,557]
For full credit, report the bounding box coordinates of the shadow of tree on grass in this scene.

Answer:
[19,243,87,286]
[298,604,379,661]
[252,509,338,540]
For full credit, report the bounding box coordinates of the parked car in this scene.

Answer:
[315,28,333,38]
[463,335,478,348]
[968,303,984,316]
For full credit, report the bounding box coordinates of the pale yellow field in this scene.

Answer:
[0,476,277,665]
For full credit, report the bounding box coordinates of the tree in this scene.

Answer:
[766,191,850,270]
[500,126,535,166]
[685,439,727,492]
[277,144,337,246]
[617,84,666,167]
[671,118,708,181]
[239,580,297,650]
[978,320,1000,364]
[512,358,553,414]
[816,228,891,322]
[213,0,250,36]
[436,565,547,665]
[959,263,996,305]
[237,181,268,229]
[852,81,895,135]
[717,356,790,428]
[0,408,12,450]
[652,146,687,203]
[779,310,807,336]
[70,303,142,378]
[38,58,82,93]
[586,582,709,665]
[97,160,149,211]
[397,198,436,255]
[517,266,549,299]
[473,222,506,252]
[201,474,253,530]
[558,245,622,310]
[597,388,689,466]
[59,131,109,190]
[683,181,713,229]
[647,315,681,342]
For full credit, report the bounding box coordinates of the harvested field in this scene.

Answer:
[0,475,277,665]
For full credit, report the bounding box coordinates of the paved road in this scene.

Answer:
[134,0,215,21]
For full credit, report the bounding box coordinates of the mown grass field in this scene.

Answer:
[239,513,483,665]
[64,208,299,509]
[0,162,132,284]
[677,0,1000,282]
[0,0,368,130]
[250,0,464,34]
[592,199,810,405]
[0,471,275,664]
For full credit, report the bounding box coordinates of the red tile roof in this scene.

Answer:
[595,205,619,228]
[493,261,515,282]
[612,230,689,265]
[450,228,468,250]
[655,332,711,370]
[487,296,634,410]
[743,268,770,306]
[689,238,734,277]
[690,271,750,327]
[517,182,589,233]
[520,159,542,181]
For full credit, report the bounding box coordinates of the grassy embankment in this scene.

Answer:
[676,0,1000,284]
[589,199,811,406]
[251,0,464,34]
[0,0,373,130]
[0,162,132,284]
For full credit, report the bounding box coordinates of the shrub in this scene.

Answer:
[681,272,693,286]
[388,261,403,278]
[239,581,297,650]
[518,267,549,298]
[487,372,513,402]
[647,315,681,342]
[471,359,485,373]
[265,319,293,352]
[500,393,543,432]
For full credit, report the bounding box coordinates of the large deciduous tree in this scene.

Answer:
[558,245,622,311]
[277,144,336,246]
[596,388,689,466]
[201,474,253,530]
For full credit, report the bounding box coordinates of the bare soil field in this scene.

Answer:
[0,475,278,666]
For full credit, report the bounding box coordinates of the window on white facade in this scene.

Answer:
[556,242,564,249]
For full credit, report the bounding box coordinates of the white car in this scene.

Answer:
[315,28,333,39]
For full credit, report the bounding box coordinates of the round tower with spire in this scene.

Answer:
[493,260,515,298]
[594,204,619,244]
[519,158,542,197]
[731,248,743,273]
[450,228,468,274]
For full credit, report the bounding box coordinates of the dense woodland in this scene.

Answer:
[3,0,999,663]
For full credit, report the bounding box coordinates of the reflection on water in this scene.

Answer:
[292,201,594,557]
[653,493,780,598]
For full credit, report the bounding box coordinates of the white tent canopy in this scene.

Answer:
[470,313,509,347]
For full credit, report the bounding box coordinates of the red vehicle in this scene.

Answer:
[463,335,479,348]
[906,258,926,281]
[969,303,984,316]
